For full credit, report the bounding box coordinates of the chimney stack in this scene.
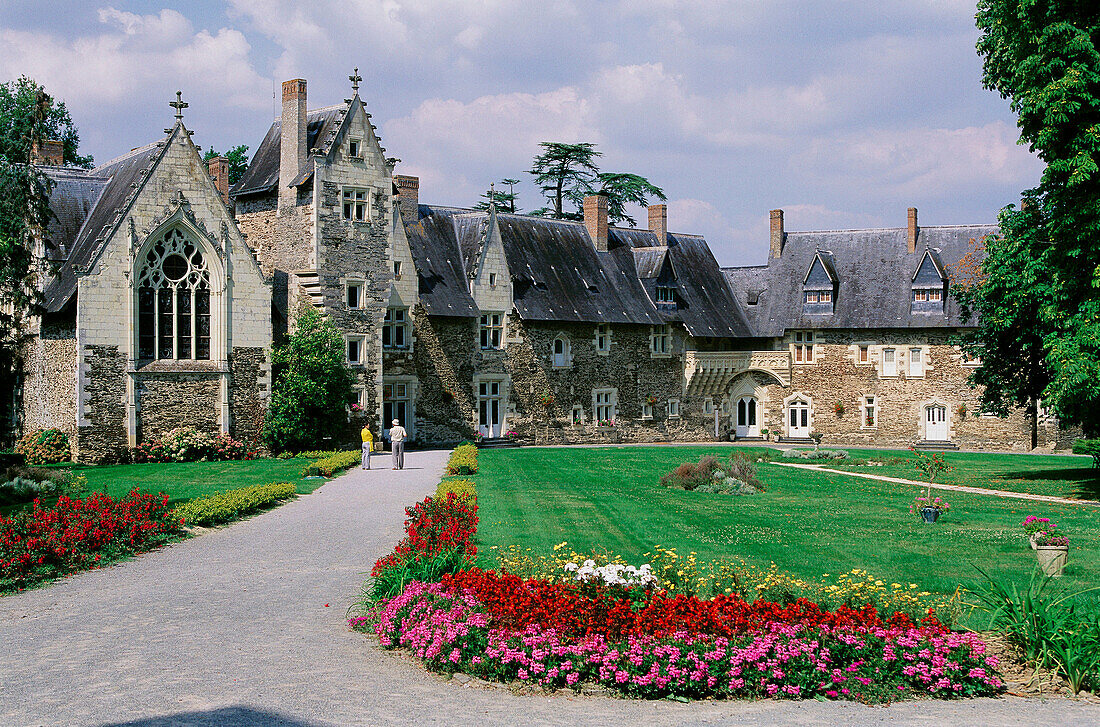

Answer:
[584,195,609,252]
[769,209,785,259]
[648,204,667,246]
[907,207,918,253]
[208,156,230,205]
[395,175,419,223]
[279,78,308,212]
[30,139,64,166]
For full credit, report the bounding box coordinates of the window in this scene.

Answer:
[804,291,818,304]
[667,399,680,418]
[383,307,408,349]
[961,351,982,367]
[347,336,364,364]
[480,312,504,350]
[793,331,814,363]
[348,138,362,158]
[863,396,877,428]
[488,272,497,287]
[656,286,675,304]
[641,404,653,420]
[703,397,714,415]
[594,389,616,423]
[393,261,402,280]
[345,282,363,309]
[137,228,212,360]
[913,288,943,303]
[552,336,571,367]
[909,347,923,376]
[595,324,610,353]
[882,347,897,376]
[342,188,369,221]
[571,405,584,425]
[383,382,410,435]
[651,325,672,356]
[858,345,869,364]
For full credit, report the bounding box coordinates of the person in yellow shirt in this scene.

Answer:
[361,425,374,470]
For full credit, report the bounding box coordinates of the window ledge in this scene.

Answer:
[130,360,226,374]
[650,353,672,359]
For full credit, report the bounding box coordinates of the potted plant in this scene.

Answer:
[1034,530,1069,577]
[910,494,950,523]
[505,429,519,441]
[646,394,659,407]
[956,403,968,418]
[760,427,770,441]
[1022,515,1055,550]
[540,391,555,408]
[833,400,845,417]
[598,419,616,429]
[809,431,823,449]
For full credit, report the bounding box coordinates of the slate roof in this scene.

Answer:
[42,141,167,312]
[230,105,345,197]
[723,225,995,337]
[40,167,109,262]
[404,205,479,317]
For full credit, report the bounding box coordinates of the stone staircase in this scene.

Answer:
[294,270,325,310]
[913,440,960,451]
[476,437,520,449]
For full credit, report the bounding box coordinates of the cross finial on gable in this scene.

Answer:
[169,90,188,122]
[349,67,362,94]
[489,182,496,212]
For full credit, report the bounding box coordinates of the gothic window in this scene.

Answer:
[137,228,211,361]
[552,335,571,367]
[393,260,403,280]
[594,389,617,423]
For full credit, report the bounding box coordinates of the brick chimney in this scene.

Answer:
[208,156,230,205]
[279,78,308,213]
[769,209,785,259]
[648,204,667,246]
[907,207,919,253]
[30,139,64,166]
[395,175,419,223]
[584,195,609,252]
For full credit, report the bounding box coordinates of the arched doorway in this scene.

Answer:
[787,397,811,438]
[924,404,949,441]
[735,396,759,438]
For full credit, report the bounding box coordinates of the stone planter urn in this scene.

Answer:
[1036,545,1068,577]
[1028,534,1039,550]
[920,507,941,524]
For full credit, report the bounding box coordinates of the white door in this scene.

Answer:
[788,399,810,438]
[735,396,759,438]
[925,405,949,441]
[479,381,503,437]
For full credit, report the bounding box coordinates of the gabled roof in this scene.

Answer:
[912,248,947,284]
[404,205,479,317]
[723,224,995,337]
[40,166,110,262]
[42,139,169,312]
[632,247,668,279]
[230,105,345,197]
[803,251,838,288]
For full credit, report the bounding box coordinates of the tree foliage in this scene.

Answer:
[596,172,668,227]
[0,76,93,168]
[975,2,1100,433]
[263,307,356,453]
[202,144,250,186]
[473,178,520,213]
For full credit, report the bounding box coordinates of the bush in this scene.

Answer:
[129,426,254,463]
[299,450,343,459]
[15,428,71,465]
[0,465,86,505]
[301,450,361,477]
[1072,438,1100,467]
[659,452,763,493]
[437,478,476,501]
[445,444,479,475]
[0,490,183,592]
[781,448,849,461]
[175,482,297,527]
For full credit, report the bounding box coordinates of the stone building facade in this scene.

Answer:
[21,111,272,462]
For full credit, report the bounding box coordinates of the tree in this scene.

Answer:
[0,76,93,168]
[952,198,1052,449]
[264,306,356,453]
[473,178,520,213]
[528,142,601,220]
[975,3,1100,433]
[596,172,668,227]
[202,144,250,186]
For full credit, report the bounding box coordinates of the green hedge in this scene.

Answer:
[301,450,362,477]
[445,444,478,475]
[175,482,297,527]
[436,478,476,501]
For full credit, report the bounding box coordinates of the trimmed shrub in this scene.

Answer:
[782,448,849,461]
[437,478,476,501]
[446,444,479,475]
[301,450,361,477]
[0,466,86,505]
[15,428,71,465]
[174,482,297,527]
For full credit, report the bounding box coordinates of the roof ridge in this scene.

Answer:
[788,223,997,235]
[92,140,161,172]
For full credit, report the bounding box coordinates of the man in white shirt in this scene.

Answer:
[389,418,407,470]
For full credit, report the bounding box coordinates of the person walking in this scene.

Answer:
[360,424,374,470]
[389,419,407,470]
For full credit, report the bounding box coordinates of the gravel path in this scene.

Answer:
[3,448,1098,726]
[773,462,1100,507]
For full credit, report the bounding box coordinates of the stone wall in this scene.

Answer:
[20,310,77,439]
[137,372,221,440]
[77,345,127,462]
[230,346,267,445]
[411,309,478,444]
[234,200,313,339]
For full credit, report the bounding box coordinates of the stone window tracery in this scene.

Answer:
[137,228,211,361]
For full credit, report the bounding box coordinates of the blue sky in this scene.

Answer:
[0,1,1040,265]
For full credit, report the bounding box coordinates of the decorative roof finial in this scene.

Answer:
[169,90,188,122]
[489,181,496,212]
[349,67,362,95]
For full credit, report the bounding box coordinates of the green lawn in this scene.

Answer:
[823,449,1100,501]
[474,446,1100,615]
[70,458,328,507]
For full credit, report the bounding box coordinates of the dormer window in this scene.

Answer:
[911,249,947,313]
[656,285,675,305]
[803,290,832,305]
[803,251,837,315]
[348,138,362,159]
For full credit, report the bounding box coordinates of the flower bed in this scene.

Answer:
[353,580,1002,701]
[129,426,255,463]
[0,490,183,592]
[446,444,478,475]
[15,428,71,465]
[174,482,297,527]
